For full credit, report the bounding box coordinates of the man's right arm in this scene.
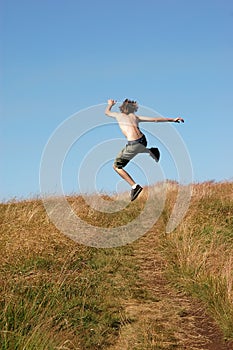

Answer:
[137,115,184,123]
[105,99,118,118]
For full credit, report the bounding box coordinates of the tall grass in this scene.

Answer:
[0,181,233,348]
[0,198,142,349]
[160,181,233,339]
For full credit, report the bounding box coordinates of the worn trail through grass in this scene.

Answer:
[111,227,232,350]
[0,181,233,349]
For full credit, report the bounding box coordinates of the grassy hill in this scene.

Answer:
[0,181,233,349]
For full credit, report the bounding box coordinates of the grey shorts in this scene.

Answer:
[114,134,148,169]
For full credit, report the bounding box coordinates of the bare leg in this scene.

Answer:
[113,165,136,187]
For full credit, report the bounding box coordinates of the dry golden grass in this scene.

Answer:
[0,181,232,349]
[160,181,233,339]
[0,198,140,349]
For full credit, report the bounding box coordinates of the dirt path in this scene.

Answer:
[110,229,232,350]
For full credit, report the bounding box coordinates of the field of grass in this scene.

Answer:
[0,181,232,349]
[161,181,233,340]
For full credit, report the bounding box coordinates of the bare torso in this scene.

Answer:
[116,113,143,141]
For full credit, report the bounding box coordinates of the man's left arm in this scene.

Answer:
[105,99,119,118]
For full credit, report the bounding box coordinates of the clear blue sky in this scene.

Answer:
[1,0,233,201]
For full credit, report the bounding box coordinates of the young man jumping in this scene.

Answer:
[105,99,184,201]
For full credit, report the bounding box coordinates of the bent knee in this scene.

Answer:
[113,163,122,171]
[113,158,129,169]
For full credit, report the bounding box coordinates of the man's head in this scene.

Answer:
[119,99,138,114]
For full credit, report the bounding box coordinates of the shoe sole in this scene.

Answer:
[149,149,160,162]
[131,187,143,201]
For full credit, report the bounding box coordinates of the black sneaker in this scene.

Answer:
[131,185,143,201]
[149,147,160,162]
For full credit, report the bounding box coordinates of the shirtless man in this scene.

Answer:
[105,99,184,201]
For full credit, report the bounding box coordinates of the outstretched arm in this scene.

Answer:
[137,115,184,123]
[105,99,119,118]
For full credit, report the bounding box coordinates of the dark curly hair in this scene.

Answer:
[119,99,138,114]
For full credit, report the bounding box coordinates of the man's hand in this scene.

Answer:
[174,117,184,123]
[107,99,117,106]
[105,99,118,117]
